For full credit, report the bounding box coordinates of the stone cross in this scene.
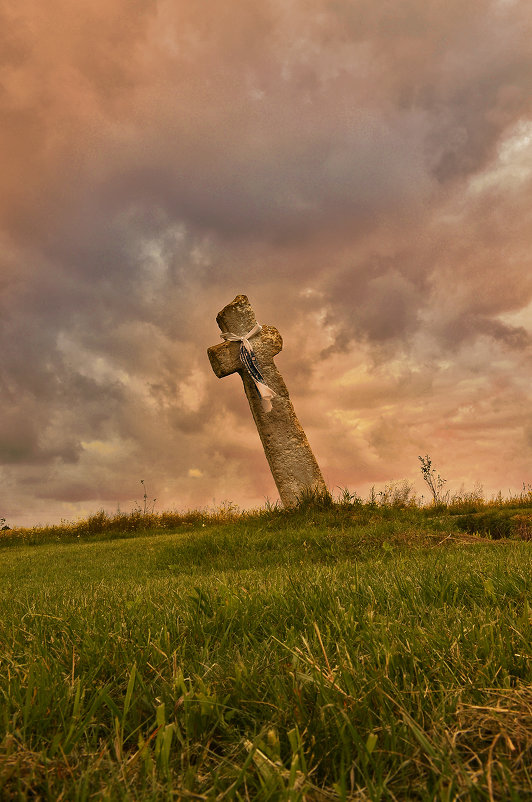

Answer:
[207,294,327,507]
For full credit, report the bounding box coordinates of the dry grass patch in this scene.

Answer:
[451,684,532,800]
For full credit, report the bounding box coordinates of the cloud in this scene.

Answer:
[1,0,531,525]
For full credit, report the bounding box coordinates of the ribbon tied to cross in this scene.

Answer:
[220,324,277,412]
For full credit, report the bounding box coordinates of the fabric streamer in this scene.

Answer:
[220,324,277,412]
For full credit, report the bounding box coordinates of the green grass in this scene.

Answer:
[1,501,532,800]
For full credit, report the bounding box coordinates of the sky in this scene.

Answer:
[1,0,531,527]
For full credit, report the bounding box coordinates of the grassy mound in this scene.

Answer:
[1,498,532,799]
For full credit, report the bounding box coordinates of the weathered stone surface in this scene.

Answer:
[207,294,327,507]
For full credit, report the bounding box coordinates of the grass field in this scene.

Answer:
[1,495,532,800]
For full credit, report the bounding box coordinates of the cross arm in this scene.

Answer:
[207,325,283,378]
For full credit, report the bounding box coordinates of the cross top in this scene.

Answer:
[208,295,285,413]
[207,295,327,507]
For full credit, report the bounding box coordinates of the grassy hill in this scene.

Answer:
[1,494,532,800]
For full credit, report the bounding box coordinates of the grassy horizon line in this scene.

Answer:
[2,480,531,550]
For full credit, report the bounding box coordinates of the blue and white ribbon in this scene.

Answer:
[220,323,277,412]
